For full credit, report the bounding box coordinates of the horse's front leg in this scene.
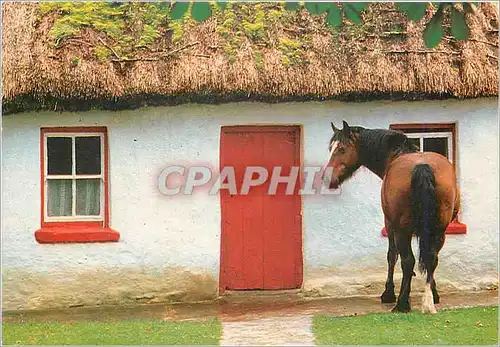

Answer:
[392,233,415,313]
[381,227,398,303]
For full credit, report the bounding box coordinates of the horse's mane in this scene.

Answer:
[360,128,417,153]
[330,126,418,177]
[359,128,418,175]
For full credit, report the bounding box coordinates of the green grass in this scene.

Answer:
[2,317,222,345]
[313,305,499,345]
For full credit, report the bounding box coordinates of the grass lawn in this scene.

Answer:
[313,305,498,345]
[2,317,222,345]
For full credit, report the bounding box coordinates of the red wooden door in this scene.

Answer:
[219,126,303,292]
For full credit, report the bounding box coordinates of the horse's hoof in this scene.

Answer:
[391,303,411,313]
[421,304,438,314]
[380,292,396,304]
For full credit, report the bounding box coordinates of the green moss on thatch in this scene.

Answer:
[37,1,320,66]
[253,50,264,70]
[278,37,310,66]
[39,2,176,58]
[212,2,316,67]
[94,45,111,61]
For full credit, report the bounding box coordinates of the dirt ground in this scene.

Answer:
[3,289,498,324]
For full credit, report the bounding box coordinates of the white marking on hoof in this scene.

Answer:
[421,283,437,314]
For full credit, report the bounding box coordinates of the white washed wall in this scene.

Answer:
[2,98,498,309]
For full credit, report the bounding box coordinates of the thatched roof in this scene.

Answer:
[2,2,498,115]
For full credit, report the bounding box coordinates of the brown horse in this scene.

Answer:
[321,121,460,314]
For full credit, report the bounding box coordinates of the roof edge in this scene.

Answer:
[3,91,498,116]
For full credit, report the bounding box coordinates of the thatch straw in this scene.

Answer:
[2,2,498,115]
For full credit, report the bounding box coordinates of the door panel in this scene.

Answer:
[220,126,302,292]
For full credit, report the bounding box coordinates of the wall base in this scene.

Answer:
[3,266,498,312]
[2,267,218,311]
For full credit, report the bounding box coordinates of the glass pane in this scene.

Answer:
[423,137,449,158]
[407,138,420,151]
[76,179,101,216]
[47,179,72,216]
[47,137,72,175]
[76,136,101,175]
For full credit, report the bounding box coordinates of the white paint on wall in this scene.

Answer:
[2,98,498,309]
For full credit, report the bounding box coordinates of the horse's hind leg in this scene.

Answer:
[430,255,440,305]
[392,233,415,313]
[422,252,438,313]
[422,233,446,313]
[431,234,445,304]
[381,228,398,303]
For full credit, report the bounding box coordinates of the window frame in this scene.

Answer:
[36,126,119,243]
[43,132,106,223]
[381,122,466,235]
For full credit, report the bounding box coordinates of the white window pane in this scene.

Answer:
[47,179,72,216]
[423,137,449,159]
[76,179,101,216]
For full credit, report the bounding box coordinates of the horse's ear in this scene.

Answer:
[331,122,338,132]
[342,120,350,137]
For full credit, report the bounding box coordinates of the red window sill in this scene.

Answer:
[381,221,467,237]
[35,223,120,243]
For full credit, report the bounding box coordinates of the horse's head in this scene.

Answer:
[321,120,361,189]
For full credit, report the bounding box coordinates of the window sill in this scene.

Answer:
[381,221,467,237]
[35,223,120,243]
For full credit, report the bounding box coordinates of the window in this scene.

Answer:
[35,127,119,243]
[380,123,466,236]
[392,123,456,166]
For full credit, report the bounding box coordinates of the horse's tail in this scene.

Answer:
[411,163,438,276]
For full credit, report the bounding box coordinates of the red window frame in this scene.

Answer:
[35,127,120,243]
[381,123,466,236]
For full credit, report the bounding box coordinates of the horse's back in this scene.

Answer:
[382,152,458,230]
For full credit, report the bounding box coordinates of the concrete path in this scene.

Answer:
[220,315,316,346]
